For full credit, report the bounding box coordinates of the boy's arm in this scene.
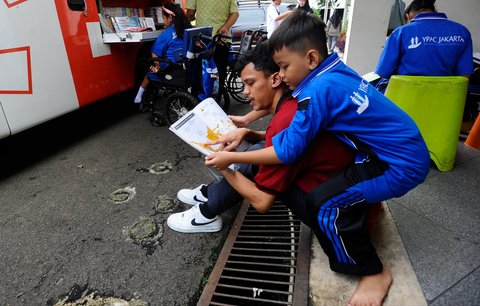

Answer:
[221,169,275,213]
[229,109,270,127]
[206,128,265,151]
[205,146,280,170]
[275,10,294,21]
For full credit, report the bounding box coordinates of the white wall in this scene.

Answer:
[343,0,391,75]
[344,0,480,75]
[436,0,480,54]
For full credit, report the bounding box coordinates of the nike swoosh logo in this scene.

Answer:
[193,195,207,203]
[191,218,217,226]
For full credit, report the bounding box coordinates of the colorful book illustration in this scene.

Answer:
[169,98,250,170]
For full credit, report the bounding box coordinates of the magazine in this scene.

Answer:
[169,98,250,170]
[98,14,115,33]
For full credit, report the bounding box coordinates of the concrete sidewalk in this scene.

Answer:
[309,141,480,305]
[309,203,427,306]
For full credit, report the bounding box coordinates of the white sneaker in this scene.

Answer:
[177,184,208,205]
[167,206,222,233]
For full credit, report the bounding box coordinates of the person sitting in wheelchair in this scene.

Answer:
[134,2,192,103]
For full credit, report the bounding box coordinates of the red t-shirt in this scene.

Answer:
[254,94,354,194]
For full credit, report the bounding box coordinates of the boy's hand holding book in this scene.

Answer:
[205,128,250,152]
[205,151,236,171]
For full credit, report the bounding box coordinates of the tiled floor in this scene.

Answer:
[389,141,480,305]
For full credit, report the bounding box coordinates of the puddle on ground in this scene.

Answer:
[148,161,172,174]
[154,195,178,213]
[123,216,163,246]
[108,187,136,204]
[54,291,147,306]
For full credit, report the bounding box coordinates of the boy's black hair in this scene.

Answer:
[235,42,280,77]
[405,0,436,16]
[268,10,328,59]
[163,2,192,39]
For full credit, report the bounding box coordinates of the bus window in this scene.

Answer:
[67,0,86,11]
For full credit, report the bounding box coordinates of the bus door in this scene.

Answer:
[0,102,11,139]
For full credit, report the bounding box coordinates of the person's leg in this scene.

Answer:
[331,36,338,51]
[305,159,393,306]
[134,75,149,103]
[199,161,258,218]
[200,142,264,218]
[168,143,263,232]
[287,179,382,275]
[348,266,392,306]
[327,36,333,52]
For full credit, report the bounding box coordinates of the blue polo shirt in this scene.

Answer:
[272,53,430,197]
[376,12,473,78]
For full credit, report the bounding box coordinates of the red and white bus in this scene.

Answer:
[0,0,168,139]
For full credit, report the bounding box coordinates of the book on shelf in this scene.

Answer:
[98,13,115,33]
[139,17,156,31]
[102,6,144,18]
[110,16,121,33]
[144,7,164,24]
[111,16,154,33]
[169,98,250,171]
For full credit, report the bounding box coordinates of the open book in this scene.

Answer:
[169,98,250,170]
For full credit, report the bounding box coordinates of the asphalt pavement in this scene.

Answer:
[1,93,478,305]
[0,95,263,305]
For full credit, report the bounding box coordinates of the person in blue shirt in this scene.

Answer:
[375,0,473,91]
[205,11,430,306]
[134,2,192,103]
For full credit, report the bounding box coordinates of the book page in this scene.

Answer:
[169,98,250,170]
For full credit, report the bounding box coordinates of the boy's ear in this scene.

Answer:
[306,49,322,70]
[271,72,283,88]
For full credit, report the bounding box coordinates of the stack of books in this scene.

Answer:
[99,14,156,33]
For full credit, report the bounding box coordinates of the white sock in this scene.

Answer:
[134,87,145,103]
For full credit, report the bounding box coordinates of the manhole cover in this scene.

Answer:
[154,195,178,213]
[148,161,172,174]
[109,187,136,203]
[123,216,163,246]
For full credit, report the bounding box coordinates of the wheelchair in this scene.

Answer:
[224,29,268,104]
[139,26,232,126]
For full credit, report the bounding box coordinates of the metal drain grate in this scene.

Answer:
[198,201,311,305]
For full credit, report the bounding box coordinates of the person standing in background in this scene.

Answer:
[266,0,292,38]
[296,0,313,14]
[325,9,343,53]
[184,0,238,35]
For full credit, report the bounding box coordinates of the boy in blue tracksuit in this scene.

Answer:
[205,11,430,306]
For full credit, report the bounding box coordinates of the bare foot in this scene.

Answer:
[347,266,393,306]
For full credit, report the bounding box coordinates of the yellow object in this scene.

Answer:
[385,75,468,171]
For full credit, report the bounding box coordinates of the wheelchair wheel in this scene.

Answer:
[139,85,158,113]
[149,110,166,127]
[213,88,231,113]
[226,70,249,104]
[164,91,198,125]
